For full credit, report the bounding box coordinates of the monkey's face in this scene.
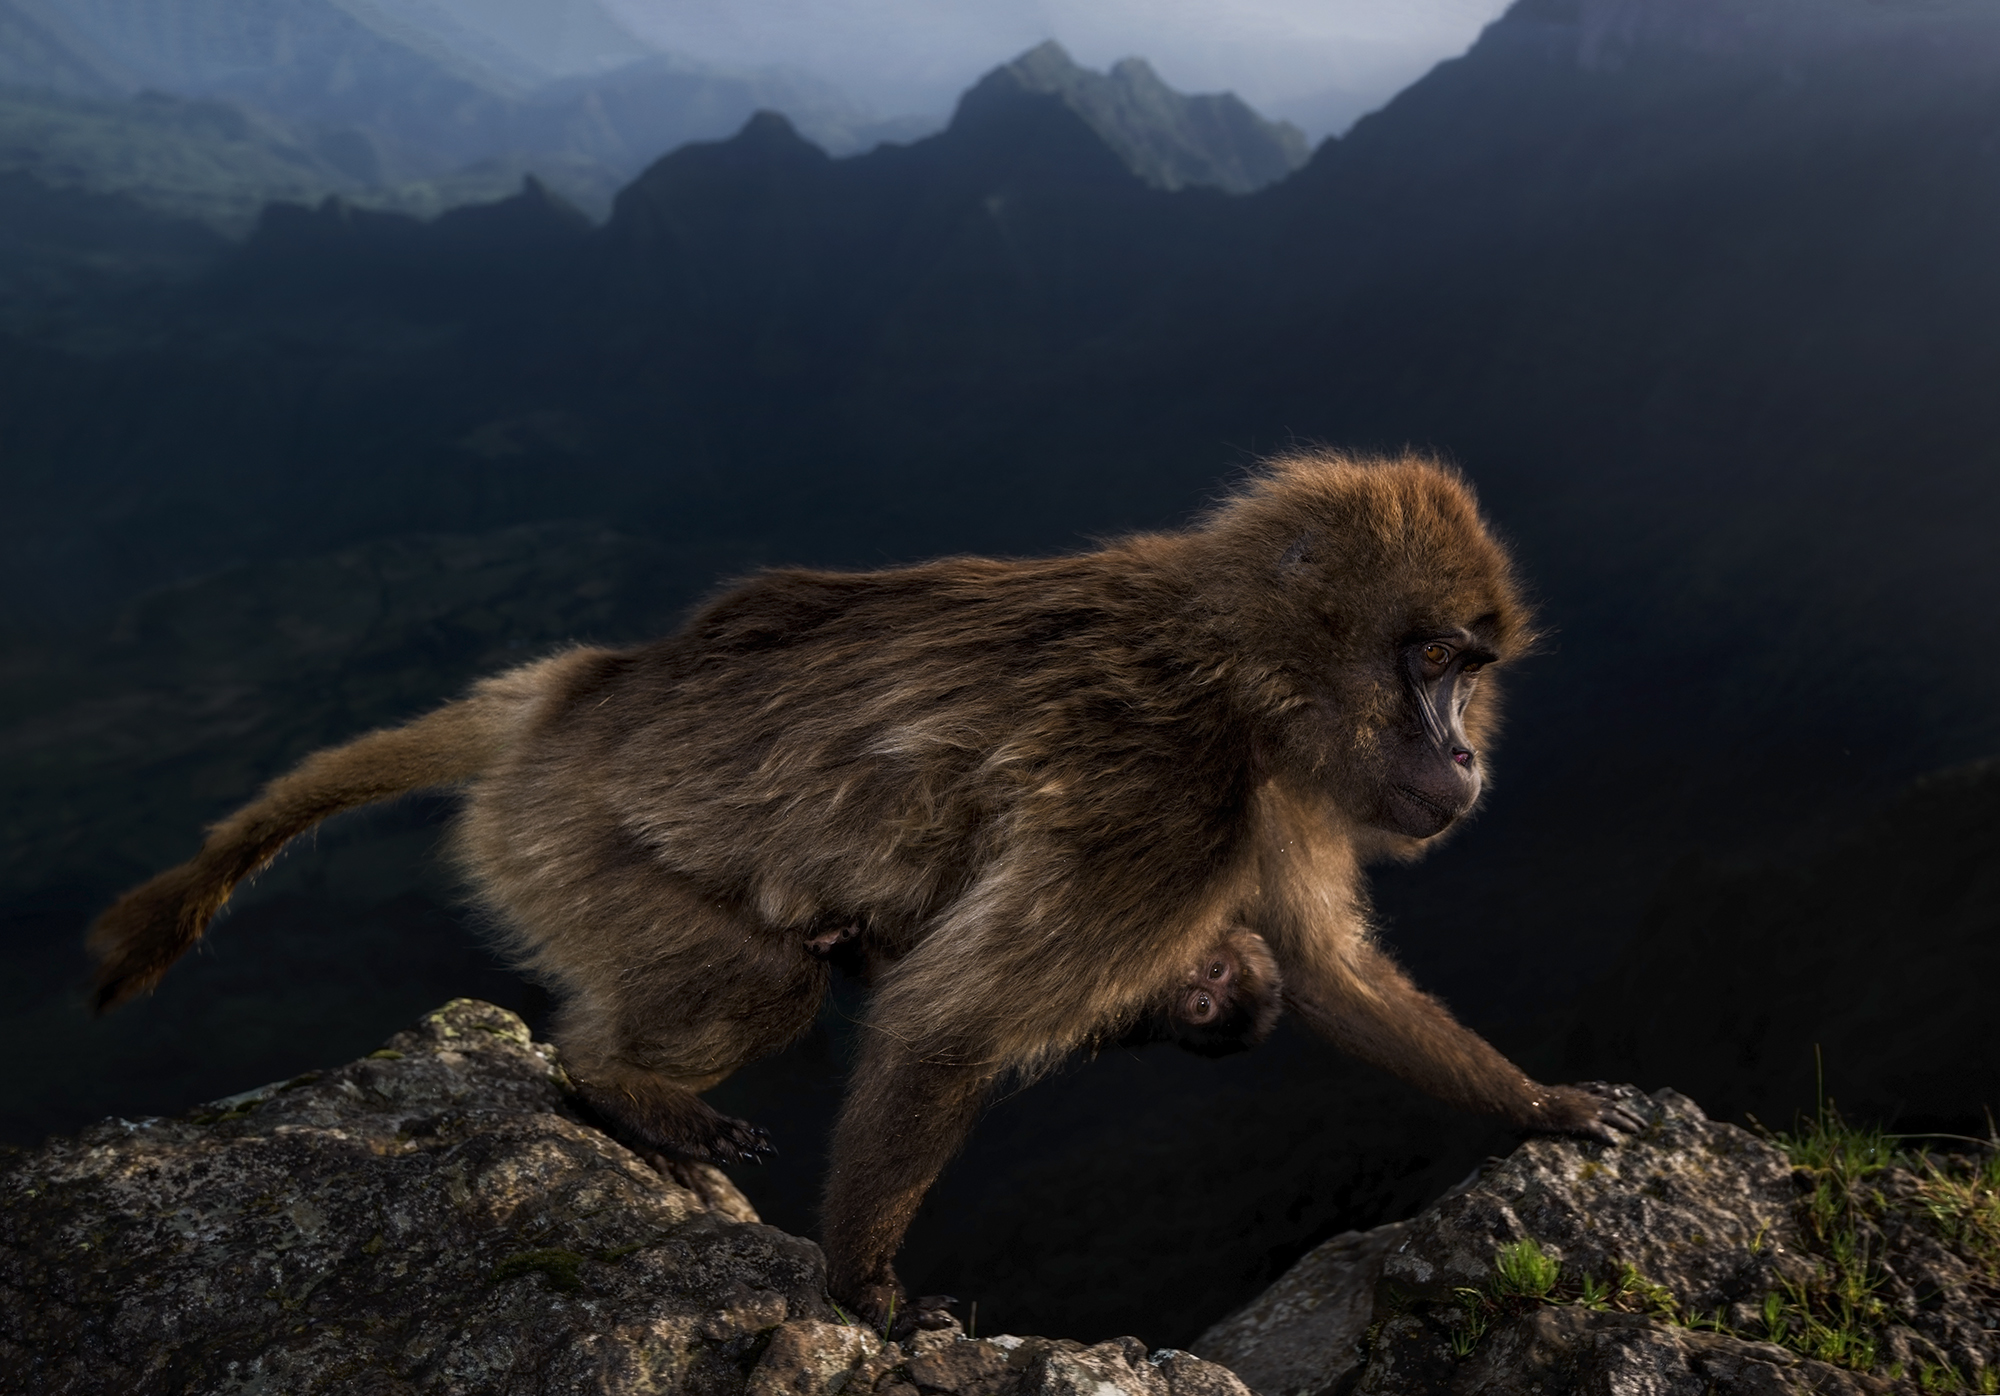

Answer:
[1164,930,1283,1057]
[1200,452,1530,842]
[1181,951,1232,1025]
[1364,628,1495,839]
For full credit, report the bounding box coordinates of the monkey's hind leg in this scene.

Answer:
[541,883,830,1167]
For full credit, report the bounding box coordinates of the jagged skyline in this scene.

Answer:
[0,0,1511,142]
[598,0,1512,138]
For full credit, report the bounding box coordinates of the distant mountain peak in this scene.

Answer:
[965,41,1309,195]
[736,109,808,144]
[695,109,833,174]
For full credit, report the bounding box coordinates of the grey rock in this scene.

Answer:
[993,1335,1252,1396]
[13,1009,1993,1396]
[0,998,823,1393]
[1199,1086,1999,1396]
[1378,1088,1807,1313]
[747,1319,892,1395]
[0,1000,1254,1396]
[1193,1222,1412,1396]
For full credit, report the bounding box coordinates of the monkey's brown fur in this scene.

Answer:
[90,451,1636,1326]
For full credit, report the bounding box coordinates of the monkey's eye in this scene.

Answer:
[1461,661,1485,675]
[1207,961,1226,980]
[1192,993,1214,1020]
[1422,643,1452,667]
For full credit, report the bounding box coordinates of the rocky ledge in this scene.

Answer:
[1195,1093,2000,1395]
[0,1000,1248,1396]
[3,1001,1995,1396]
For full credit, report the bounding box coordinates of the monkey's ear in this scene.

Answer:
[1278,533,1317,569]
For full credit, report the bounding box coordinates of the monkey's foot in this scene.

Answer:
[834,1277,902,1334]
[1523,1081,1648,1145]
[615,1107,773,1166]
[683,1113,779,1166]
[569,1078,778,1166]
[894,1295,962,1342]
[836,1281,959,1340]
[623,1120,777,1168]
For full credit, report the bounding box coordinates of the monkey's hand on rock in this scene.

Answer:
[1518,1081,1648,1145]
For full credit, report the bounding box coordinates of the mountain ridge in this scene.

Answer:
[0,21,1309,231]
[0,0,931,221]
[974,41,1308,195]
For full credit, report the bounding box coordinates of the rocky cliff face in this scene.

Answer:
[5,1002,1995,1395]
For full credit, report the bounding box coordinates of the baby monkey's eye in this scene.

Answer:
[1422,643,1452,666]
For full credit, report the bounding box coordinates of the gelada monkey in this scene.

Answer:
[90,452,1642,1331]
[1118,928,1283,1058]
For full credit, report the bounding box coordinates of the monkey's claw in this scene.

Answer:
[1527,1082,1648,1144]
[1573,1080,1649,1138]
[565,1080,777,1165]
[1572,1110,1644,1145]
[703,1117,777,1166]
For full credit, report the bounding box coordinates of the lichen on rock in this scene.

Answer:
[0,1000,1253,1396]
[1196,1087,2000,1396]
[0,999,821,1392]
[10,1006,1993,1395]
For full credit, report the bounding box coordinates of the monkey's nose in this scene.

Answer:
[1451,748,1474,766]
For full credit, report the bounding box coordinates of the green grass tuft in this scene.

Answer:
[1492,1239,1560,1299]
[1748,1054,2000,1385]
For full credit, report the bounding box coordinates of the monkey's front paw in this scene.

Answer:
[1524,1082,1647,1144]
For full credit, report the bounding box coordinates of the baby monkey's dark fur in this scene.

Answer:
[89,452,1640,1329]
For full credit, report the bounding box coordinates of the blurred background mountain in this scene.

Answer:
[0,0,924,225]
[0,0,1309,229]
[2,0,1998,1350]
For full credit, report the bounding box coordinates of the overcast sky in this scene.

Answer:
[601,0,1514,137]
